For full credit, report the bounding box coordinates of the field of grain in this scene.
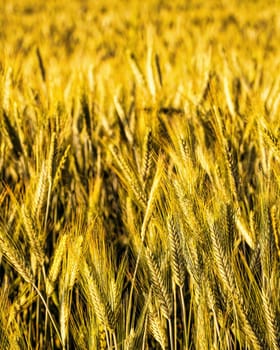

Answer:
[0,0,280,349]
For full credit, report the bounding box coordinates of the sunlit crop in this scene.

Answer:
[0,1,280,349]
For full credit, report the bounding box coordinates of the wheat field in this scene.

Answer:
[0,0,280,349]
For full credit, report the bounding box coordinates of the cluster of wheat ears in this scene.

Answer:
[0,0,280,349]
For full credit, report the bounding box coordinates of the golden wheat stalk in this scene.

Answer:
[262,291,280,350]
[60,291,69,349]
[209,220,236,293]
[270,205,280,257]
[110,144,147,208]
[82,262,116,332]
[235,215,255,249]
[114,93,133,145]
[53,144,71,190]
[146,46,156,98]
[0,229,34,284]
[36,47,46,82]
[145,247,172,320]
[3,109,23,158]
[127,52,146,88]
[22,205,45,266]
[46,233,68,296]
[141,128,153,185]
[140,156,164,240]
[167,215,185,288]
[47,132,57,183]
[32,161,48,220]
[66,235,84,290]
[196,299,209,350]
[155,54,163,88]
[2,66,12,112]
[234,299,264,350]
[80,90,92,138]
[148,301,167,350]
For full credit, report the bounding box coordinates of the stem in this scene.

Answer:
[187,292,194,349]
[168,318,174,350]
[41,266,48,341]
[173,283,177,350]
[113,331,118,350]
[180,286,187,348]
[105,329,111,349]
[142,314,148,350]
[126,242,144,338]
[44,181,52,232]
[36,273,41,346]
[44,297,49,343]
[32,283,62,346]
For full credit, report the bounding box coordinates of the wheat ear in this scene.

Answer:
[146,247,172,320]
[210,220,264,349]
[32,162,48,220]
[110,145,147,208]
[148,301,167,350]
[22,205,45,266]
[46,234,68,296]
[82,262,116,332]
[66,235,83,290]
[262,291,280,350]
[60,289,71,350]
[167,216,185,288]
[0,229,34,284]
[270,205,280,257]
[141,128,153,185]
[167,215,187,347]
[53,145,71,190]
